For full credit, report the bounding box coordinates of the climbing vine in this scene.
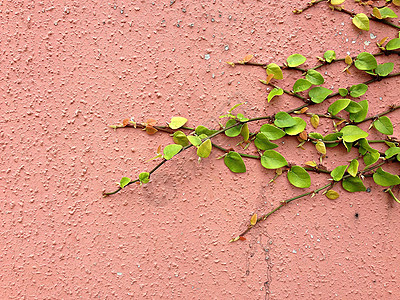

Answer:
[104,0,400,243]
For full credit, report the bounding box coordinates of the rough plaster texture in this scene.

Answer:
[1,1,399,299]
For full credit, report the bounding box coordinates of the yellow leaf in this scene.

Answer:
[393,0,400,6]
[325,190,339,200]
[276,168,283,175]
[250,213,257,226]
[226,62,235,67]
[372,7,382,19]
[243,54,254,63]
[310,114,320,129]
[378,37,388,46]
[229,236,240,243]
[300,107,308,114]
[316,141,326,155]
[197,139,212,158]
[266,73,274,84]
[344,55,352,65]
[334,119,346,127]
[330,0,345,5]
[305,161,317,167]
[240,123,250,141]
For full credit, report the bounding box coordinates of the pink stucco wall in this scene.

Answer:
[1,1,399,299]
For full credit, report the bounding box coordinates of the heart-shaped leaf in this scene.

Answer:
[352,13,370,31]
[274,112,296,128]
[266,63,283,80]
[331,165,348,181]
[169,116,188,129]
[120,177,131,188]
[309,87,333,103]
[267,87,284,102]
[260,124,286,140]
[163,144,183,160]
[373,116,393,135]
[342,177,366,192]
[261,150,288,169]
[254,133,279,150]
[340,125,369,142]
[285,117,307,136]
[373,167,400,186]
[224,152,246,173]
[197,139,212,158]
[305,69,324,85]
[287,54,307,67]
[287,166,311,188]
[354,52,377,70]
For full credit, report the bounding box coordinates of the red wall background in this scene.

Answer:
[1,1,399,299]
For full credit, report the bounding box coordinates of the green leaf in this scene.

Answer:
[385,147,400,159]
[169,117,188,129]
[354,52,377,70]
[309,132,323,140]
[274,111,296,128]
[352,13,370,31]
[358,138,378,153]
[305,69,324,85]
[195,125,217,137]
[287,54,307,67]
[266,63,283,80]
[293,79,312,93]
[375,63,394,77]
[349,99,368,123]
[173,131,190,147]
[138,172,150,184]
[236,113,249,122]
[338,88,348,97]
[342,177,366,192]
[187,135,202,146]
[224,152,246,173]
[254,133,279,150]
[267,88,284,102]
[343,141,353,152]
[344,101,363,113]
[240,123,249,141]
[324,50,336,63]
[287,166,311,188]
[348,159,359,177]
[285,117,307,136]
[331,165,348,181]
[225,119,243,137]
[328,99,350,115]
[323,132,343,147]
[373,167,400,186]
[260,150,288,169]
[386,38,400,50]
[163,144,183,160]
[119,177,131,188]
[363,151,380,167]
[228,103,244,112]
[378,7,398,19]
[197,139,212,158]
[373,116,393,135]
[309,87,333,103]
[349,84,368,97]
[259,124,286,140]
[340,125,369,142]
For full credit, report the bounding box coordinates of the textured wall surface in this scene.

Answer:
[1,1,399,299]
